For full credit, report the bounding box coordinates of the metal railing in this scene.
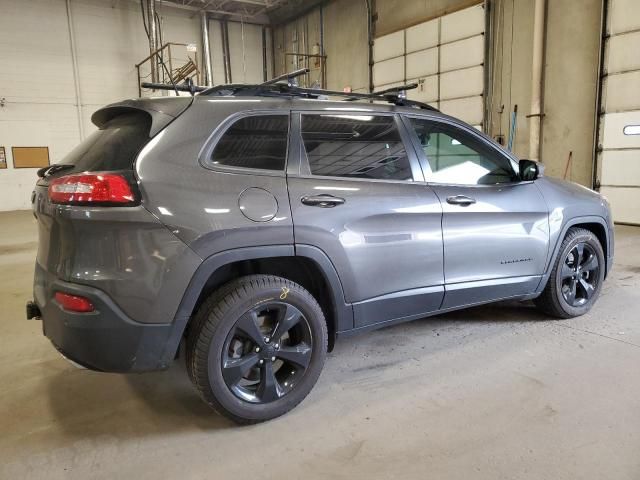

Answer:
[135,42,200,97]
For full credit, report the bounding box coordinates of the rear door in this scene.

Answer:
[287,111,444,329]
[402,115,549,309]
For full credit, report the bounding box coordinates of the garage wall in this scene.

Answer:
[273,0,368,92]
[0,0,267,212]
[0,0,200,211]
[273,0,603,191]
[374,0,484,37]
[597,0,640,224]
[373,3,485,127]
[227,21,270,84]
[488,0,602,186]
[208,20,271,86]
[324,0,369,92]
[273,7,325,88]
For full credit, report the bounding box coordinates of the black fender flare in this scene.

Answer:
[535,215,611,293]
[159,245,353,364]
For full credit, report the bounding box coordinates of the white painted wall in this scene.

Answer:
[208,20,271,85]
[0,0,266,211]
[228,22,265,84]
[0,0,200,211]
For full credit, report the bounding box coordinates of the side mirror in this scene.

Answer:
[519,159,544,181]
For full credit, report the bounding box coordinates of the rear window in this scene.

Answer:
[59,112,151,172]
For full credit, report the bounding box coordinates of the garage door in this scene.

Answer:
[598,0,640,224]
[373,3,485,129]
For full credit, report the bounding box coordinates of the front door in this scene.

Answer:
[403,115,549,309]
[287,111,444,328]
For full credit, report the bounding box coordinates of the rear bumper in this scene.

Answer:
[33,263,174,372]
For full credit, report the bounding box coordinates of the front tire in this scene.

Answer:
[535,227,605,318]
[186,275,327,424]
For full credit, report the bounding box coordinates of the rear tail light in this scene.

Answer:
[55,292,95,313]
[48,172,136,205]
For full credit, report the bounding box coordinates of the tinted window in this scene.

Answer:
[60,112,151,171]
[409,118,517,185]
[211,115,288,171]
[301,114,413,181]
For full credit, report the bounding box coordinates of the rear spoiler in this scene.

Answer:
[91,97,193,137]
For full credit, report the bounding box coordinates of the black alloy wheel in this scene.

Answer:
[221,302,313,403]
[535,227,605,319]
[560,242,600,307]
[186,275,327,424]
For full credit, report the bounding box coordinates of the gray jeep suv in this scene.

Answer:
[28,82,614,423]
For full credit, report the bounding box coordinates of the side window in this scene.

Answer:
[211,114,288,171]
[408,117,517,185]
[301,114,414,181]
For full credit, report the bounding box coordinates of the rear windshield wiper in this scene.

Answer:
[37,164,74,178]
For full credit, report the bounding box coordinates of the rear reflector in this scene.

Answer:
[55,292,95,313]
[48,172,135,205]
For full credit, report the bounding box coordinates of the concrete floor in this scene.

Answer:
[1,210,639,480]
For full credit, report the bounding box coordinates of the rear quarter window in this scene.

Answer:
[210,114,289,171]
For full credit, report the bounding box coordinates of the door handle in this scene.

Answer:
[301,194,345,208]
[446,195,476,206]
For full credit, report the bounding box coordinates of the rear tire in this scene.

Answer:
[535,227,605,318]
[186,275,327,424]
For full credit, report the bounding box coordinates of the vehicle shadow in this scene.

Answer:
[44,300,547,437]
[44,357,235,439]
[431,299,549,322]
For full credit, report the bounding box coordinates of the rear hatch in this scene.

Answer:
[33,97,192,281]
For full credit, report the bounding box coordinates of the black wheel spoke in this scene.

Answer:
[565,281,577,304]
[575,243,584,265]
[560,241,601,307]
[582,253,598,272]
[276,342,312,369]
[222,299,313,405]
[271,304,303,341]
[236,311,265,346]
[223,353,259,385]
[579,278,595,299]
[561,262,575,280]
[257,361,281,402]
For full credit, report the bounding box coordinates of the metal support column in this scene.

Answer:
[200,11,213,86]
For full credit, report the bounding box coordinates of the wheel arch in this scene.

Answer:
[160,245,352,365]
[536,215,611,294]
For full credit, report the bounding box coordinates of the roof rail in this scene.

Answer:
[142,74,438,111]
[202,82,437,111]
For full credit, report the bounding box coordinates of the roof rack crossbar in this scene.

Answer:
[142,68,310,95]
[279,84,436,111]
[141,81,207,93]
[373,83,418,96]
[261,68,310,86]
